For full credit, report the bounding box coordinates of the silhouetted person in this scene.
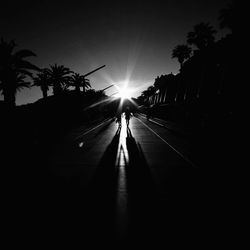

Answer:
[124,107,132,127]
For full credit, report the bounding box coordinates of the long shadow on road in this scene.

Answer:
[125,127,159,241]
[124,127,210,242]
[84,126,121,240]
[43,122,208,243]
[85,125,159,241]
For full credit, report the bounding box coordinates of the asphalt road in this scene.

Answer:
[40,114,219,243]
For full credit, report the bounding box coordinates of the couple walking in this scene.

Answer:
[116,107,132,127]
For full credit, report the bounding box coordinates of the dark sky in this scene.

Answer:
[1,0,231,105]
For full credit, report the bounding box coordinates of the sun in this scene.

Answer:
[116,86,133,100]
[114,81,134,101]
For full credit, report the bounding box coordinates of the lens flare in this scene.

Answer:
[114,81,135,102]
[115,87,133,100]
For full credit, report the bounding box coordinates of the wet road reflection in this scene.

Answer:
[113,117,156,240]
[115,117,129,239]
[86,116,155,240]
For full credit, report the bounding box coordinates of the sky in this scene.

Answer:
[0,0,231,105]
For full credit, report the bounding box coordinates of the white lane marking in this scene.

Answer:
[137,118,197,168]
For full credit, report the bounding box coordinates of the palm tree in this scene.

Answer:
[0,38,40,107]
[46,64,72,96]
[172,44,192,69]
[187,22,217,50]
[33,69,51,99]
[69,73,91,93]
[219,3,233,32]
[0,72,31,106]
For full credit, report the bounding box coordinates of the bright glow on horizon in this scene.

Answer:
[113,80,137,103]
[115,86,133,100]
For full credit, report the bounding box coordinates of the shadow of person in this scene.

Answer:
[84,126,121,240]
[125,127,159,240]
[96,125,121,169]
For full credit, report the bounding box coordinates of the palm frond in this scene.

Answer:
[14,49,37,59]
[18,69,34,77]
[15,60,41,72]
[16,81,31,91]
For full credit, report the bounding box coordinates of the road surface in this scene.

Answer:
[42,114,217,243]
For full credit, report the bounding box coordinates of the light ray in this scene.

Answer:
[83,95,116,111]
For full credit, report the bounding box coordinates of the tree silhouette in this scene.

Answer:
[0,38,40,107]
[0,71,31,106]
[46,64,72,96]
[33,69,51,98]
[187,22,217,50]
[172,44,192,69]
[219,3,233,32]
[69,73,91,93]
